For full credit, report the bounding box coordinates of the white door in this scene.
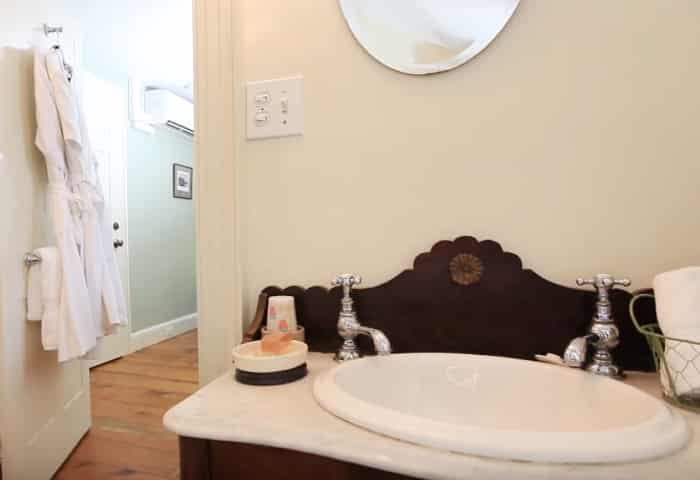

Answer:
[0,32,91,480]
[82,72,132,367]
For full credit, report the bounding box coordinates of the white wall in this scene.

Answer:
[231,1,700,323]
[78,0,193,85]
[0,0,193,85]
[0,2,80,48]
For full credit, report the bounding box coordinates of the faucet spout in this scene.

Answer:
[355,326,392,356]
[563,333,599,368]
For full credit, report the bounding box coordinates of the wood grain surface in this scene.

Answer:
[54,332,199,480]
[260,236,656,371]
[180,437,419,480]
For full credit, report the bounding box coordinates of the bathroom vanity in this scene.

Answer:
[165,354,699,479]
[164,237,699,478]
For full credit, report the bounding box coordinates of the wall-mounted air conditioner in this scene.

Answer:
[144,88,194,136]
[129,79,194,137]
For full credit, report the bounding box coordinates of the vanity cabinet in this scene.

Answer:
[179,437,415,480]
[166,355,698,480]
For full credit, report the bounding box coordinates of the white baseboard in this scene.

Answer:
[130,313,198,353]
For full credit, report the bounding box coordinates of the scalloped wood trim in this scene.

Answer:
[256,236,656,371]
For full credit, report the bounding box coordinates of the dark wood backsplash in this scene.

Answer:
[258,236,655,371]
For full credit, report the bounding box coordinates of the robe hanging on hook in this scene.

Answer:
[40,23,72,81]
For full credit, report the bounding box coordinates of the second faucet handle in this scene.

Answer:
[577,274,630,298]
[332,274,362,300]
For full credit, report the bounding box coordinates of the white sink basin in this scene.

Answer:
[314,353,689,464]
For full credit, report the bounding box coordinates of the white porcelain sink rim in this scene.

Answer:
[314,353,689,464]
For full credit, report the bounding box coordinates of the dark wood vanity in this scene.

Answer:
[176,236,657,479]
[180,437,416,480]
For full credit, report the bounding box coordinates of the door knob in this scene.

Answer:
[113,222,120,231]
[113,239,125,249]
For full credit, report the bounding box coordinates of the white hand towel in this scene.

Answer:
[653,267,700,338]
[653,267,700,396]
[39,247,61,351]
[27,260,43,321]
[25,247,62,351]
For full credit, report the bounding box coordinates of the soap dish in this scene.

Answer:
[232,340,308,386]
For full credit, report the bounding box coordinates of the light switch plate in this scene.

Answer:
[246,76,304,140]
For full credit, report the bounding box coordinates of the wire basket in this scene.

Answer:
[630,293,700,412]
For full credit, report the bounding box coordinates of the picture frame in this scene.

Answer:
[173,163,193,200]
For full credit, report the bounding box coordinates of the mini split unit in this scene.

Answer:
[130,79,194,136]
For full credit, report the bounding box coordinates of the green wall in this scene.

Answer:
[127,127,197,332]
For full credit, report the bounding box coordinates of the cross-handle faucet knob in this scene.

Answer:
[332,274,362,301]
[576,274,630,301]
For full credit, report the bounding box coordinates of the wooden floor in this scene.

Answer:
[54,332,199,480]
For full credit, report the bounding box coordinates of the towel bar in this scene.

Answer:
[24,253,42,266]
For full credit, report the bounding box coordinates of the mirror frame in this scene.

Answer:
[338,0,521,75]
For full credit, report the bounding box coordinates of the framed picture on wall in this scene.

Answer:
[173,164,193,200]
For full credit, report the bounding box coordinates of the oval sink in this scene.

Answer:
[314,353,689,464]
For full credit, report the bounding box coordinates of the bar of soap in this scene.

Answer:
[261,331,294,355]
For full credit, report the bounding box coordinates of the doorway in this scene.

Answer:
[79,0,198,368]
[0,1,196,478]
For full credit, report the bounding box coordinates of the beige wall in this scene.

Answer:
[232,0,700,326]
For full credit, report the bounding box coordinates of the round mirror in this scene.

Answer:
[338,0,520,75]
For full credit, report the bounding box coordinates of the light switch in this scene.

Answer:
[246,76,303,140]
[255,112,270,126]
[255,92,271,105]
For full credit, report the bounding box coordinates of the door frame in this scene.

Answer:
[192,0,243,386]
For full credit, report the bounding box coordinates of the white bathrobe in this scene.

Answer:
[34,44,128,361]
[45,50,128,334]
[34,44,98,361]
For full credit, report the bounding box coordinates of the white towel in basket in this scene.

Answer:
[653,267,700,396]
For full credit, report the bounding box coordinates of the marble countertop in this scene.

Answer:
[164,353,700,480]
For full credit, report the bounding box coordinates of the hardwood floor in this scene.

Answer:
[54,332,199,480]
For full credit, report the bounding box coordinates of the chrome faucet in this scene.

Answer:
[332,274,392,362]
[564,274,631,378]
